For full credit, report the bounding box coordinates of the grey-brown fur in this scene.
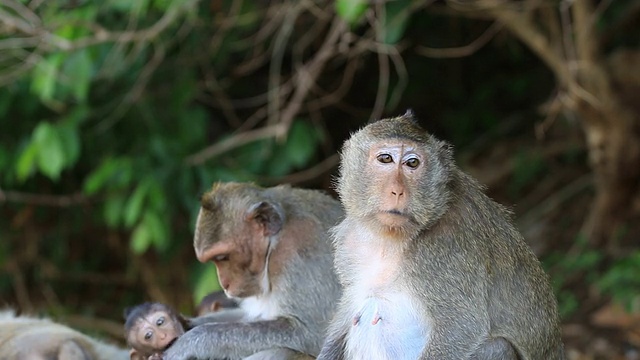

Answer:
[318,113,565,360]
[163,182,343,360]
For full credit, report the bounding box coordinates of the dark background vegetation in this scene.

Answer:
[1,0,640,357]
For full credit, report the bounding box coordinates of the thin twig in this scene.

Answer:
[415,22,502,58]
[185,124,285,166]
[0,187,89,206]
[264,154,340,185]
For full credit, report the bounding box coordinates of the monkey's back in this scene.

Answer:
[262,185,345,354]
[0,311,129,360]
[408,170,564,360]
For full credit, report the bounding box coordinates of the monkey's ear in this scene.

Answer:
[403,108,415,119]
[129,349,143,360]
[200,192,215,211]
[123,306,134,320]
[247,201,284,237]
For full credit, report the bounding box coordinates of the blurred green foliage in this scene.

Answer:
[2,0,639,325]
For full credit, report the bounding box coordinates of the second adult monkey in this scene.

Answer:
[162,182,343,360]
[317,112,564,360]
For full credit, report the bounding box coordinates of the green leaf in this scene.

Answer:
[16,141,39,182]
[124,181,150,227]
[144,211,168,251]
[131,222,152,254]
[193,265,221,306]
[146,180,167,212]
[65,50,93,101]
[336,0,368,25]
[31,53,63,102]
[57,123,81,167]
[33,122,66,181]
[104,195,126,227]
[285,120,318,168]
[84,158,120,195]
[383,0,411,44]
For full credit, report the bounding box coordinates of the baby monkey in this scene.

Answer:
[124,302,187,360]
[124,291,239,360]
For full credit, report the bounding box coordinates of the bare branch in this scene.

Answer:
[0,0,198,52]
[600,0,640,48]
[184,125,285,166]
[276,18,347,137]
[489,7,572,87]
[263,154,340,185]
[0,188,89,207]
[415,22,502,58]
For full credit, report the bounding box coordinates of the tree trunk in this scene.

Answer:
[578,98,640,250]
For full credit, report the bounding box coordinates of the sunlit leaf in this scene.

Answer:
[31,54,63,102]
[336,0,368,25]
[16,141,39,182]
[131,222,152,254]
[33,122,65,181]
[84,158,120,195]
[124,180,150,227]
[144,211,168,251]
[65,50,93,101]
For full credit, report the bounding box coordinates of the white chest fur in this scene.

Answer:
[337,223,429,360]
[241,294,281,320]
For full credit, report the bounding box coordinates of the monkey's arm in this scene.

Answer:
[162,317,307,360]
[186,308,246,327]
[316,328,347,360]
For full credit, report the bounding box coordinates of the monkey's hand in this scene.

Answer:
[162,318,300,360]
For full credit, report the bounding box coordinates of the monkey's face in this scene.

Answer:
[194,183,283,298]
[128,310,183,354]
[337,115,452,236]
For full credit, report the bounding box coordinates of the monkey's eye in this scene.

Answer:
[405,157,420,169]
[156,316,165,326]
[212,254,230,262]
[144,331,153,340]
[376,154,393,164]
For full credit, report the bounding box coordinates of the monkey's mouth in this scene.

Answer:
[376,210,411,226]
[164,337,178,350]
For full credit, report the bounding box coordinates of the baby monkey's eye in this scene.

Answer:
[377,154,393,163]
[405,157,420,168]
[156,316,165,326]
[145,331,153,340]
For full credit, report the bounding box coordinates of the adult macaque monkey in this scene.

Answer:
[317,112,565,360]
[162,182,343,360]
[0,309,129,360]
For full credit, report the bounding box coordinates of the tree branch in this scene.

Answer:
[0,188,89,207]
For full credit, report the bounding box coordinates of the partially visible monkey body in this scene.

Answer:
[0,309,129,360]
[196,289,239,317]
[317,113,564,360]
[162,182,343,360]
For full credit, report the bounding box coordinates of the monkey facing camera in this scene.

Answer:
[124,302,188,360]
[317,111,565,360]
